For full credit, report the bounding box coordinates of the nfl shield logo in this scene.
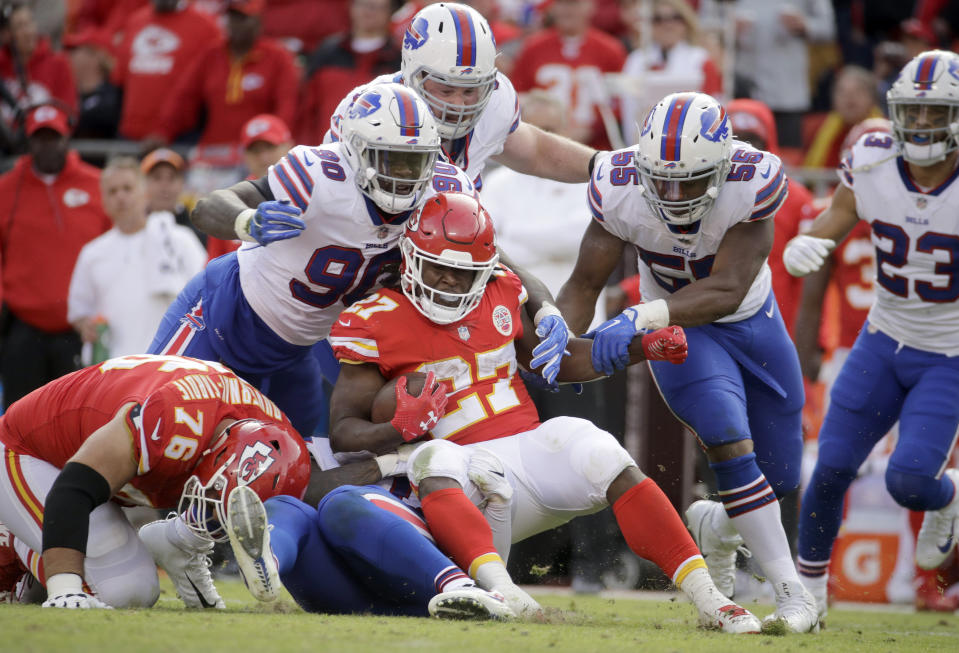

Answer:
[916,196,927,209]
[458,326,470,341]
[376,226,390,239]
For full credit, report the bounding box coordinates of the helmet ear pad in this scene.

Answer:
[339,82,441,213]
[400,191,499,325]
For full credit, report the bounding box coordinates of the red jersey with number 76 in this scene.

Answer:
[0,355,293,509]
[329,268,540,444]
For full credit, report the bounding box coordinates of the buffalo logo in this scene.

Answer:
[347,91,382,120]
[179,302,205,331]
[950,58,959,81]
[236,441,277,486]
[404,17,429,50]
[641,105,657,138]
[699,106,729,143]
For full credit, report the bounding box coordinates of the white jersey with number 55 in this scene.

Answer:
[238,142,475,346]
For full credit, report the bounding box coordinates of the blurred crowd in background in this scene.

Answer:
[1,0,958,612]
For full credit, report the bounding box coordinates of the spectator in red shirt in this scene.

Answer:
[261,0,350,54]
[0,2,77,124]
[803,65,882,170]
[156,0,300,148]
[297,0,401,144]
[510,0,627,149]
[0,104,111,408]
[727,98,816,337]
[206,113,293,260]
[112,0,222,141]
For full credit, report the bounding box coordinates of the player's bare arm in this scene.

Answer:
[42,403,139,580]
[556,220,626,334]
[803,184,861,242]
[329,362,409,455]
[191,179,267,240]
[303,459,383,506]
[494,121,596,183]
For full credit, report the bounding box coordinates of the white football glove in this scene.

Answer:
[782,234,836,277]
[42,573,112,609]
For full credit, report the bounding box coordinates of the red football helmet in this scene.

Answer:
[178,419,310,541]
[400,192,499,324]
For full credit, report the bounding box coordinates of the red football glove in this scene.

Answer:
[641,326,688,364]
[390,371,448,442]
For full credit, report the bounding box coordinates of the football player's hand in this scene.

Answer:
[530,313,572,385]
[641,326,688,364]
[42,574,112,609]
[236,201,305,245]
[391,371,448,442]
[783,234,835,277]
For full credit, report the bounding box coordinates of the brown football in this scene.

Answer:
[370,372,430,424]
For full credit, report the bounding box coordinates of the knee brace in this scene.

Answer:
[407,440,470,489]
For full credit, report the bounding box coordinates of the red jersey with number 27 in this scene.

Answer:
[329,269,540,445]
[0,355,292,509]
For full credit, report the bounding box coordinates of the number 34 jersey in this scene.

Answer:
[0,355,292,509]
[329,269,540,445]
[238,142,475,347]
[841,134,959,355]
[589,141,788,323]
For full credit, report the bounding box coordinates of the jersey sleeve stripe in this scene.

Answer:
[753,167,785,205]
[748,180,788,221]
[329,336,380,358]
[274,163,308,211]
[588,178,604,221]
[286,152,315,196]
[509,96,520,133]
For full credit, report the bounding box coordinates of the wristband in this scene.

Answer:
[630,298,670,331]
[587,151,599,177]
[234,208,257,242]
[46,573,84,596]
[532,302,562,327]
[375,452,399,479]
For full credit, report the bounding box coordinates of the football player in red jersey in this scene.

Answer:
[0,354,309,609]
[301,192,760,631]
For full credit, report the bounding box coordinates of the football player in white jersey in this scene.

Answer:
[325,3,596,192]
[785,50,959,620]
[555,92,819,633]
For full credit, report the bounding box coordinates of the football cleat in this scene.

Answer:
[226,485,281,602]
[140,517,225,609]
[428,586,516,621]
[699,601,762,634]
[914,573,959,612]
[762,584,821,634]
[916,469,959,570]
[686,500,746,598]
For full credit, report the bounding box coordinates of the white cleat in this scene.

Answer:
[916,469,959,570]
[226,485,281,602]
[140,517,224,609]
[762,585,821,634]
[699,601,762,634]
[686,500,745,598]
[490,583,543,619]
[428,586,516,621]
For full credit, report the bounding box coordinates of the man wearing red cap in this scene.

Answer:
[154,0,299,148]
[0,103,111,408]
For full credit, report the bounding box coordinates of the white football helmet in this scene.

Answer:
[400,192,498,324]
[339,82,440,213]
[887,49,959,166]
[401,2,498,140]
[635,92,732,226]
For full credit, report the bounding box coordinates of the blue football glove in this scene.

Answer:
[587,307,641,376]
[238,201,306,245]
[530,314,571,386]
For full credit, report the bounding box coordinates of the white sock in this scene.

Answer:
[724,500,801,587]
[474,559,513,591]
[679,566,727,610]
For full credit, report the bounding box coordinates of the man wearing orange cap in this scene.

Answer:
[154,0,299,148]
[141,147,205,246]
[0,103,111,408]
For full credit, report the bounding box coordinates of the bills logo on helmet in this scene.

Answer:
[699,105,729,143]
[237,441,277,486]
[404,17,429,50]
[348,91,382,120]
[641,105,657,138]
[949,57,959,81]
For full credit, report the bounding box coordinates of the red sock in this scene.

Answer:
[613,478,701,578]
[420,488,501,575]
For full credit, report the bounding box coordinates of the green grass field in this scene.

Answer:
[2,577,957,653]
